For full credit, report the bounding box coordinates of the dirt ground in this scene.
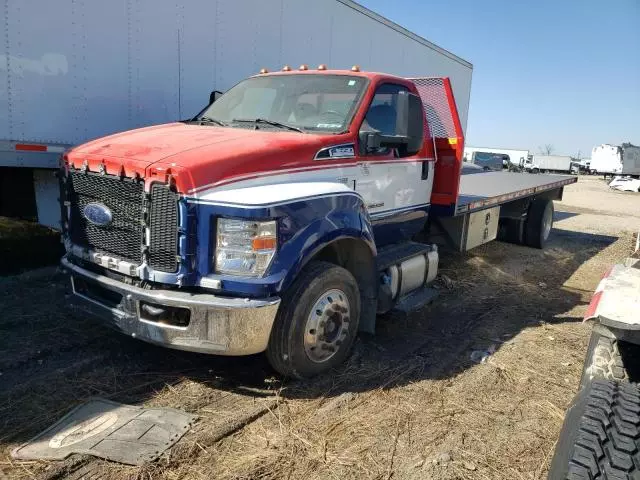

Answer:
[1,175,639,480]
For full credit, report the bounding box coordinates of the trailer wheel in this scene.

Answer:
[548,379,640,480]
[524,198,553,249]
[266,261,360,378]
[579,328,628,390]
[497,218,524,245]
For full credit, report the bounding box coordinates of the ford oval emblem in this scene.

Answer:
[83,203,113,226]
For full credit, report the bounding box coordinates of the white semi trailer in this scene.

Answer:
[590,143,640,177]
[0,0,473,229]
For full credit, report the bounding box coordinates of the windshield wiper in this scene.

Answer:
[196,116,227,126]
[231,118,304,133]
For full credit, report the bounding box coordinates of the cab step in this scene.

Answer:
[376,241,433,271]
[393,286,439,314]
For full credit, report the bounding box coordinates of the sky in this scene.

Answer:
[360,0,640,158]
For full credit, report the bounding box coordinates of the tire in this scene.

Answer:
[548,379,640,480]
[532,168,540,174]
[266,261,360,378]
[524,198,554,249]
[497,217,525,245]
[579,328,628,390]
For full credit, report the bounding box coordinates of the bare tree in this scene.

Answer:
[539,144,555,155]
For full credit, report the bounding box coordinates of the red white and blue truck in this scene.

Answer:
[59,67,577,377]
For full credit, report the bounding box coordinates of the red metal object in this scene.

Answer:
[409,77,464,209]
[583,266,615,321]
[583,290,603,321]
[16,143,48,152]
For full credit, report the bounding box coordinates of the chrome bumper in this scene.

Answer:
[61,256,280,355]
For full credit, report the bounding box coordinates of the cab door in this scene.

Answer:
[354,83,433,244]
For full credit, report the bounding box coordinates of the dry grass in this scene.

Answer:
[1,177,638,479]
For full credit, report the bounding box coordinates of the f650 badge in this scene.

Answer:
[83,203,113,226]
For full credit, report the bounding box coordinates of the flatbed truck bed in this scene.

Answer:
[454,172,578,214]
[428,171,577,252]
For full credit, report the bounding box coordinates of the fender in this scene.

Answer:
[276,205,376,291]
[186,182,377,298]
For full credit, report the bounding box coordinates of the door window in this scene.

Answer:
[360,83,409,156]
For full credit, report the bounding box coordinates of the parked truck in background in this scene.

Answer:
[0,0,473,229]
[590,143,640,178]
[524,155,574,174]
[59,67,576,378]
[463,146,529,170]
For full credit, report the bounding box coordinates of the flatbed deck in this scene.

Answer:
[454,171,578,214]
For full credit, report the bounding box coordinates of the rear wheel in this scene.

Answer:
[266,261,360,378]
[524,198,553,249]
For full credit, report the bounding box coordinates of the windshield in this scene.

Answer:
[198,74,368,133]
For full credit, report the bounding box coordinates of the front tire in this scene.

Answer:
[266,261,360,378]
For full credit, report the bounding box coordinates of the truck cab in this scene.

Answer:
[59,66,573,378]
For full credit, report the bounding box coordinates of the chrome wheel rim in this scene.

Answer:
[542,205,553,240]
[303,289,350,363]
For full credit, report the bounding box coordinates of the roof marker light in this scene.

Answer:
[299,64,308,71]
[282,65,292,71]
[317,64,327,71]
[351,65,360,72]
[259,68,269,74]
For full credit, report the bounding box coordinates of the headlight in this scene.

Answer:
[215,219,277,277]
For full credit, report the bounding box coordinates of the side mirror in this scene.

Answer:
[209,90,224,105]
[360,92,424,157]
[359,131,408,153]
[396,92,424,152]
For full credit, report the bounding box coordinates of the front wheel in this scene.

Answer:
[266,261,360,378]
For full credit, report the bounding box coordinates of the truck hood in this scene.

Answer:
[66,123,345,193]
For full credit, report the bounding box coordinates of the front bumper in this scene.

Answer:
[61,256,281,355]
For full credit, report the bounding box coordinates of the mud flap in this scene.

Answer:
[12,398,197,465]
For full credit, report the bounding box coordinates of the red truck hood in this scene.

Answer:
[66,123,347,193]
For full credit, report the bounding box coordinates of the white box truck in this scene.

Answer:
[590,143,640,177]
[524,155,574,174]
[0,0,473,229]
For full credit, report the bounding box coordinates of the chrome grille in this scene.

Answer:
[67,171,179,273]
[148,183,179,273]
[68,172,144,265]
